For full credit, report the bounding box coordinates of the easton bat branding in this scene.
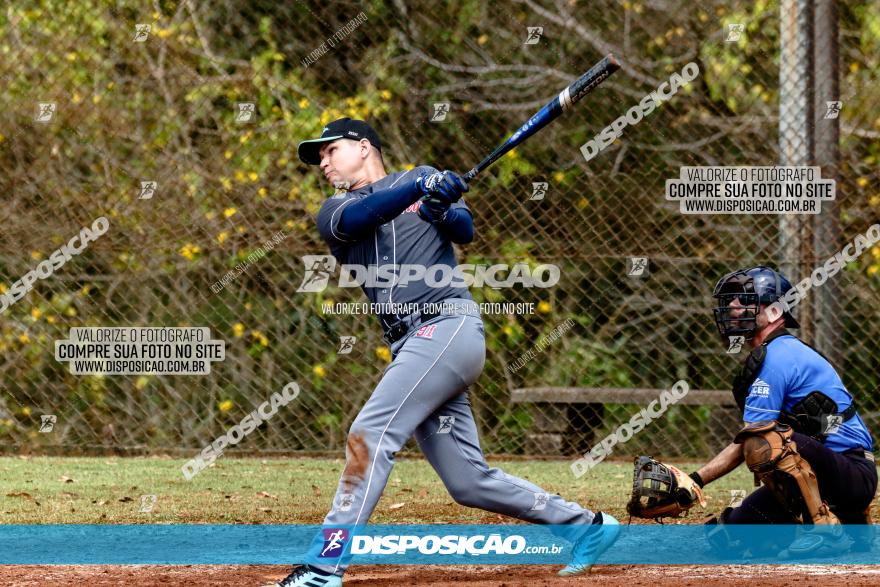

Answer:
[570,69,614,105]
[561,56,619,110]
[581,61,699,162]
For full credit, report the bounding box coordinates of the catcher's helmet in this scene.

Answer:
[712,265,799,340]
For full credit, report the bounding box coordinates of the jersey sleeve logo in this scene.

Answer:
[403,200,422,214]
[748,378,771,399]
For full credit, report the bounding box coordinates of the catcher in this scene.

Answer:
[629,266,876,557]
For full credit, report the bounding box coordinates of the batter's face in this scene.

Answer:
[318,139,367,189]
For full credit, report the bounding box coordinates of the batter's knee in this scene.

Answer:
[340,429,371,491]
[442,473,482,508]
[449,487,482,508]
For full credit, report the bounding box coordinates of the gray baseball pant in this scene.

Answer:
[313,299,595,575]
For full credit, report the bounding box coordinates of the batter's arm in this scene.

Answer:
[338,173,426,239]
[434,207,474,244]
[693,441,744,486]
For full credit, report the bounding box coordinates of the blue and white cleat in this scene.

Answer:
[778,524,854,560]
[558,512,621,576]
[265,565,342,587]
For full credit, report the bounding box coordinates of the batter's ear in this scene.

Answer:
[359,138,372,159]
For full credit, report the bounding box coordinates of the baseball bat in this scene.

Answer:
[421,52,620,202]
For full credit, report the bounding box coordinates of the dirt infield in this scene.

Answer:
[3,458,875,585]
[5,564,880,586]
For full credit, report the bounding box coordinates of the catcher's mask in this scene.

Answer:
[712,266,799,341]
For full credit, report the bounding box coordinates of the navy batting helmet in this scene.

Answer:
[712,265,800,340]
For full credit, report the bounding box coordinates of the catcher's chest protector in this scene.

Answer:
[731,329,790,413]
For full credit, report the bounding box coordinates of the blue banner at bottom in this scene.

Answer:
[0,524,876,565]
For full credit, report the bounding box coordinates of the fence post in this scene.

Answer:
[811,0,842,367]
[778,0,815,342]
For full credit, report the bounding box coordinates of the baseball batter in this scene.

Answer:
[268,118,619,586]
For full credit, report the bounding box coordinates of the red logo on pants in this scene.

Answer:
[414,324,436,338]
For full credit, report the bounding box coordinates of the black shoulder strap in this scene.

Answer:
[762,327,792,347]
[731,328,791,414]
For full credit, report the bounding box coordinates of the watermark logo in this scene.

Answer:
[298,260,560,291]
[531,493,549,511]
[39,415,57,433]
[530,182,548,201]
[55,327,225,376]
[211,230,288,294]
[667,166,835,215]
[320,528,349,558]
[139,181,157,200]
[323,301,535,317]
[338,493,354,512]
[507,318,575,373]
[235,102,256,123]
[139,494,157,513]
[35,102,56,123]
[301,12,368,68]
[431,102,450,122]
[728,489,746,508]
[182,382,300,480]
[133,24,151,42]
[627,257,649,278]
[725,23,744,42]
[524,27,543,45]
[338,336,356,355]
[571,380,690,477]
[824,414,844,436]
[726,335,745,354]
[437,416,455,434]
[296,255,337,292]
[0,216,110,314]
[581,62,699,162]
[767,223,880,319]
[823,101,842,119]
[349,533,559,556]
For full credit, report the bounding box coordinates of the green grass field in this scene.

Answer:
[0,456,762,524]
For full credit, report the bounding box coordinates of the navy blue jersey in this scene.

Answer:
[743,334,874,452]
[316,166,473,312]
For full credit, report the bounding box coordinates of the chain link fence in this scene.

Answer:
[1,0,878,460]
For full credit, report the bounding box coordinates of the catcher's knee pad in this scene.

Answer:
[734,420,838,525]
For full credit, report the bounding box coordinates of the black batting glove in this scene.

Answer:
[417,196,452,224]
[416,170,469,205]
